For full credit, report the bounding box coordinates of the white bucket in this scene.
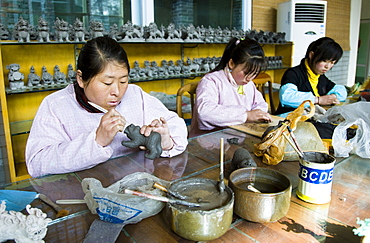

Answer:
[296,152,336,204]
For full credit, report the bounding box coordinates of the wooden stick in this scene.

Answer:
[219,138,225,192]
[247,185,261,193]
[88,101,108,113]
[56,199,86,204]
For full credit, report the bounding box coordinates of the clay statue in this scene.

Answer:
[166,23,182,42]
[41,66,53,86]
[0,23,9,40]
[0,201,52,243]
[53,65,67,84]
[121,124,162,160]
[73,17,86,42]
[121,20,144,41]
[67,64,76,83]
[13,16,31,42]
[37,17,51,42]
[231,148,257,171]
[27,66,41,87]
[54,17,70,42]
[6,63,25,90]
[146,22,165,41]
[89,19,105,39]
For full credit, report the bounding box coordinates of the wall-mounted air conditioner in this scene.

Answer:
[277,0,327,66]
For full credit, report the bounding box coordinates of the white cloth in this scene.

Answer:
[26,84,188,177]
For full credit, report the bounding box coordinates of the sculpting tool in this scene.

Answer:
[286,126,304,158]
[218,138,226,192]
[247,185,261,193]
[88,101,108,113]
[124,189,201,207]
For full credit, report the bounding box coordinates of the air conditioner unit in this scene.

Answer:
[277,0,327,66]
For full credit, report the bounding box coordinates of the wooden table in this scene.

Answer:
[2,128,369,242]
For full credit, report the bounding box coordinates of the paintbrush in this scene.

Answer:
[218,138,226,193]
[38,194,69,218]
[153,182,186,200]
[124,189,201,207]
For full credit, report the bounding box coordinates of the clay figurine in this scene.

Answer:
[13,16,31,42]
[53,65,67,84]
[89,19,105,39]
[121,20,144,41]
[73,17,86,42]
[37,16,51,42]
[27,66,41,87]
[67,64,76,83]
[121,124,162,160]
[185,24,201,42]
[41,66,54,86]
[6,63,25,90]
[0,201,52,243]
[146,22,165,41]
[166,23,183,42]
[231,148,257,171]
[54,17,70,42]
[0,23,9,40]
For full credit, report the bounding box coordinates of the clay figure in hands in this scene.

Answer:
[122,124,162,160]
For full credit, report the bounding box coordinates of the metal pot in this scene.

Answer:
[166,178,234,241]
[229,167,291,223]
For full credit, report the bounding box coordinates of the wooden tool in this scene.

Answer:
[218,138,226,192]
[153,182,186,199]
[38,194,69,218]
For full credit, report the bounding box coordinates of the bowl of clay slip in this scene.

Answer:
[229,167,291,223]
[166,178,234,241]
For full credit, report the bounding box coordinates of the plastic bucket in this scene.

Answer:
[296,152,336,204]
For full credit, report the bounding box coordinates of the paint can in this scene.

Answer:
[296,152,336,204]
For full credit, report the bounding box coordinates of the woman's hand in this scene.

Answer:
[246,109,272,123]
[140,117,174,151]
[95,109,126,147]
[318,94,340,105]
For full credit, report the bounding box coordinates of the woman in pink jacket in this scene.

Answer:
[189,37,272,138]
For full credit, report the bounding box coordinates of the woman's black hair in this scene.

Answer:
[305,37,343,69]
[77,36,130,84]
[212,37,267,76]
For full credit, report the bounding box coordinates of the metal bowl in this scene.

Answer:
[229,167,291,223]
[166,178,234,241]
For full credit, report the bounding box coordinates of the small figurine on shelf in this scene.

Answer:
[222,27,232,43]
[204,26,215,43]
[185,24,202,42]
[143,60,153,77]
[159,60,169,76]
[6,63,25,90]
[53,65,67,84]
[72,17,87,42]
[120,20,144,42]
[13,16,31,42]
[166,23,182,42]
[150,61,159,77]
[41,66,54,86]
[186,57,200,74]
[109,23,122,41]
[27,66,41,87]
[89,19,105,39]
[213,26,223,43]
[146,22,165,41]
[0,23,10,40]
[37,16,51,42]
[66,64,76,83]
[54,17,70,42]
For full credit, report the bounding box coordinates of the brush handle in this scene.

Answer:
[39,194,63,211]
[124,189,170,203]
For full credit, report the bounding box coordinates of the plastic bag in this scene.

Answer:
[332,119,370,158]
[319,102,370,158]
[82,172,169,224]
